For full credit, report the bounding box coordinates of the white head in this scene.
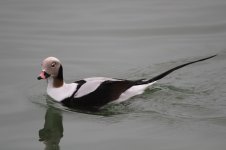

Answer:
[37,57,64,87]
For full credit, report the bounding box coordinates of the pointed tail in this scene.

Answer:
[144,55,217,84]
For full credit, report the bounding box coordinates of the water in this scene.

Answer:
[1,0,226,149]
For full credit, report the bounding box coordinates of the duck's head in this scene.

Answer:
[37,57,63,80]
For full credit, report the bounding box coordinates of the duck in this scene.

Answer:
[37,55,216,109]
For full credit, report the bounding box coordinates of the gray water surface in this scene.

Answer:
[1,0,226,150]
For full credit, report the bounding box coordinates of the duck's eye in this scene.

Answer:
[51,63,56,68]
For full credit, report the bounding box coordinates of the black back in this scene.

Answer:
[61,80,135,108]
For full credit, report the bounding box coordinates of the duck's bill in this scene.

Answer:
[37,71,50,80]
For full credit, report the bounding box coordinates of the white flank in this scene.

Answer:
[112,81,157,104]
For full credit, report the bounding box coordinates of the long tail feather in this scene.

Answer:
[145,55,217,84]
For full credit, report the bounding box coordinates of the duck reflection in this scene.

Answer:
[39,107,63,150]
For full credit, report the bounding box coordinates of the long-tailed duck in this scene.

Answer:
[37,55,216,109]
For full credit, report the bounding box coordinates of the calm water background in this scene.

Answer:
[1,0,226,150]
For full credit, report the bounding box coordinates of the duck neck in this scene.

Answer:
[47,77,64,88]
[47,65,64,88]
[54,78,64,88]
